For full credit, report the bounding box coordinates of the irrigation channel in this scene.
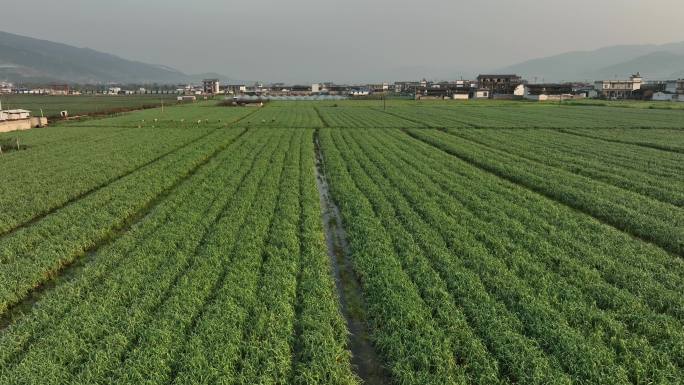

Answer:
[314,131,390,385]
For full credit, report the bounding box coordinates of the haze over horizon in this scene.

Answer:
[3,0,684,83]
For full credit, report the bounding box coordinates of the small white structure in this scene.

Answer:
[652,92,676,101]
[177,95,197,102]
[452,93,469,100]
[1,109,31,121]
[473,89,490,99]
[350,89,370,96]
[0,109,47,132]
[513,84,525,97]
[311,83,321,93]
[0,81,12,94]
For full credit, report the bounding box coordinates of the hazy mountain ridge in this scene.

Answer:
[497,42,684,82]
[0,31,234,84]
[3,30,684,84]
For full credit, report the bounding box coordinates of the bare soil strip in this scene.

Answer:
[313,130,390,385]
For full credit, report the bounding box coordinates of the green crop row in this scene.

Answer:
[110,129,289,385]
[376,104,684,129]
[316,106,423,128]
[0,128,280,383]
[244,106,325,128]
[292,131,358,385]
[0,94,179,118]
[407,129,684,255]
[382,128,684,316]
[445,128,684,206]
[63,102,252,128]
[0,127,246,314]
[320,128,466,385]
[2,101,683,385]
[0,128,356,384]
[377,129,684,381]
[321,127,684,384]
[0,125,217,234]
[562,128,684,153]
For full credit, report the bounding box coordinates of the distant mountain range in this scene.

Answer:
[0,30,236,85]
[2,30,684,85]
[496,42,684,82]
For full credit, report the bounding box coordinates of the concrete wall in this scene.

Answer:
[652,92,675,101]
[31,117,48,127]
[0,117,48,133]
[524,94,547,101]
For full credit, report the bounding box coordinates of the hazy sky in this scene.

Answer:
[3,0,684,83]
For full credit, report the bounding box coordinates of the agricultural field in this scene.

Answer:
[0,94,179,118]
[379,102,684,128]
[0,100,683,385]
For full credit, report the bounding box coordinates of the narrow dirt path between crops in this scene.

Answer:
[313,130,390,385]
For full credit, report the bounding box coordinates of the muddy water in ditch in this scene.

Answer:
[313,132,390,385]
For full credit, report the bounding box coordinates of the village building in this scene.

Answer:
[477,74,524,97]
[414,80,478,100]
[203,79,220,94]
[50,84,69,95]
[368,83,389,93]
[1,82,14,94]
[325,84,350,95]
[677,79,684,95]
[472,89,490,99]
[394,81,421,94]
[523,83,580,101]
[594,73,643,99]
[288,85,312,96]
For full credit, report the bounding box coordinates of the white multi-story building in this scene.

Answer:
[0,82,13,94]
[594,73,643,99]
[203,79,220,94]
